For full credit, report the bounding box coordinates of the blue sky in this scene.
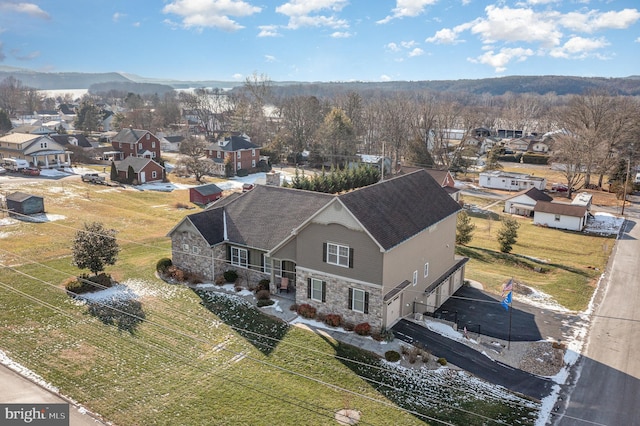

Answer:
[0,0,638,83]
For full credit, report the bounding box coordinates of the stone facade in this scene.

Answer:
[171,231,216,281]
[296,269,383,332]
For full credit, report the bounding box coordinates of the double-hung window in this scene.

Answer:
[349,288,369,314]
[308,278,326,302]
[230,247,248,268]
[262,256,282,276]
[326,242,350,267]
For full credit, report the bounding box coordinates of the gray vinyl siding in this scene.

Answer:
[296,222,383,285]
[382,215,457,313]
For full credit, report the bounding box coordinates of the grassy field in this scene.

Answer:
[0,176,538,425]
[458,197,614,311]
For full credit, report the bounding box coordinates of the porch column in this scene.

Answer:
[44,156,49,168]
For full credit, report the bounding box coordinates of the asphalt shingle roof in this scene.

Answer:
[192,184,223,197]
[510,187,553,202]
[339,170,461,250]
[116,156,159,173]
[112,128,149,145]
[534,201,587,217]
[183,169,459,252]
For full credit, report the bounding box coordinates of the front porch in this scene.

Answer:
[30,150,72,169]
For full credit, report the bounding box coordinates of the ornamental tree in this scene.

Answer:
[72,222,120,275]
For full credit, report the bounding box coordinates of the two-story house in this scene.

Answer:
[0,133,72,168]
[111,128,162,160]
[168,170,467,331]
[205,134,260,176]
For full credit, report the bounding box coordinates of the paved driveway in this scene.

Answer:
[392,319,553,400]
[433,285,579,342]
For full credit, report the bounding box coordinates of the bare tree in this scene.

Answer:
[179,88,229,138]
[0,76,26,116]
[551,132,586,197]
[379,94,413,172]
[316,107,356,167]
[276,95,324,162]
[178,137,215,182]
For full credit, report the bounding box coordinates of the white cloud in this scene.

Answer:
[469,5,562,47]
[264,55,276,62]
[0,2,49,19]
[636,37,640,43]
[426,28,463,44]
[11,49,40,60]
[377,0,438,24]
[133,22,141,28]
[232,73,243,80]
[276,0,349,29]
[162,0,261,31]
[400,40,417,49]
[331,31,352,38]
[549,36,610,58]
[380,74,391,81]
[258,25,280,37]
[162,19,180,30]
[469,47,534,72]
[408,47,424,57]
[385,42,401,52]
[113,12,124,22]
[561,8,640,33]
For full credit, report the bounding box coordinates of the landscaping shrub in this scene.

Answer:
[522,153,549,164]
[256,279,270,292]
[354,322,371,336]
[438,357,447,366]
[297,303,317,319]
[234,285,242,292]
[156,257,172,274]
[215,275,225,285]
[65,273,113,295]
[256,290,271,301]
[408,347,420,364]
[400,345,410,355]
[384,350,401,362]
[343,322,355,332]
[324,314,342,327]
[379,328,395,342]
[257,299,275,307]
[289,303,298,311]
[166,266,185,282]
[224,270,238,283]
[421,349,431,363]
[236,168,249,177]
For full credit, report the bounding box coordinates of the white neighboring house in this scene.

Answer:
[533,201,588,231]
[504,188,553,217]
[479,171,547,191]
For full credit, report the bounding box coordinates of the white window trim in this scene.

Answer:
[412,270,418,286]
[252,159,256,168]
[424,263,429,278]
[192,246,200,254]
[237,162,241,170]
[327,242,349,268]
[152,171,157,178]
[230,247,248,268]
[263,254,271,274]
[310,278,323,302]
[182,243,189,252]
[351,288,365,313]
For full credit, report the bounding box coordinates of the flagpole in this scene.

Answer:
[508,298,512,350]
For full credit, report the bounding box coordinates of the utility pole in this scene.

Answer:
[621,156,630,216]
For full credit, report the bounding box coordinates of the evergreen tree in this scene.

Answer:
[110,161,118,181]
[497,217,520,253]
[484,147,503,171]
[127,165,135,184]
[456,211,476,245]
[0,109,11,133]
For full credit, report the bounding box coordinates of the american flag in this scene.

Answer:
[502,278,513,298]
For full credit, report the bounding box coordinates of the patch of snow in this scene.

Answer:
[0,349,59,393]
[194,283,216,289]
[17,213,66,223]
[74,278,177,303]
[584,212,624,235]
[0,217,19,226]
[38,169,69,178]
[516,286,571,313]
[424,320,463,340]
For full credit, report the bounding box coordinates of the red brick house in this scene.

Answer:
[111,129,161,160]
[115,156,164,184]
[206,134,260,176]
[190,183,223,205]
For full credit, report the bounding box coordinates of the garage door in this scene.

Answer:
[385,295,401,328]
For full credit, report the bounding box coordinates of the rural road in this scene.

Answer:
[392,319,553,400]
[556,194,640,426]
[0,364,106,425]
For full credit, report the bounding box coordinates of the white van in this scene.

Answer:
[3,158,30,171]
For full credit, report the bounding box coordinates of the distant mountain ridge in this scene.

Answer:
[1,67,639,96]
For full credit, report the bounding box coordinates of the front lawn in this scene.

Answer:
[458,204,615,311]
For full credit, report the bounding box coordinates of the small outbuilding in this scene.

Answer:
[533,201,588,231]
[6,192,45,216]
[190,183,223,205]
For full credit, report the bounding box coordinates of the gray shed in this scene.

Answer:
[6,192,45,216]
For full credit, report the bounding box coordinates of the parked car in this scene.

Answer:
[242,183,254,192]
[0,166,6,175]
[551,183,568,192]
[21,167,40,176]
[81,173,106,184]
